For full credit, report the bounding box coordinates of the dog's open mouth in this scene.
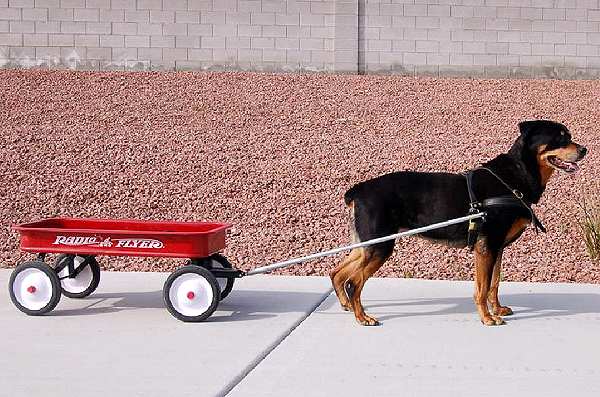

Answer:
[547,156,580,173]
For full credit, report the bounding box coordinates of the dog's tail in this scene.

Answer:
[344,183,361,206]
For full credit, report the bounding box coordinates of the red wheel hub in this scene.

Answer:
[187,291,195,300]
[27,285,37,294]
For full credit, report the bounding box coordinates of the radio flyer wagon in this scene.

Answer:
[8,213,484,322]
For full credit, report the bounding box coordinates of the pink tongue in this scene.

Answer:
[566,162,580,173]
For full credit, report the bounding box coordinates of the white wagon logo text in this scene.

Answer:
[53,236,163,249]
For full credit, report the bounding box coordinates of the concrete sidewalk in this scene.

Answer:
[2,269,600,397]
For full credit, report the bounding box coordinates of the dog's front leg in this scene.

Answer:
[474,239,505,326]
[488,249,513,316]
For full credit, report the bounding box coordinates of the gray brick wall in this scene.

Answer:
[1,0,600,78]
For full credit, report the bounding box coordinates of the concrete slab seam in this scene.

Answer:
[218,287,334,397]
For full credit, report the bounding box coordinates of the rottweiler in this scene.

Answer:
[330,120,587,326]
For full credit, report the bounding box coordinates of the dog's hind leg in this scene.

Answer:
[487,249,513,316]
[473,239,504,326]
[345,245,392,326]
[330,248,364,311]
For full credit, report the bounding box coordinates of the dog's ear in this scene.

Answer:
[518,120,537,137]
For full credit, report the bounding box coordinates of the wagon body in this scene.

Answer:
[13,218,231,259]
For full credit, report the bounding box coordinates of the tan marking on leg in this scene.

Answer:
[487,250,513,316]
[330,248,363,311]
[473,239,504,326]
[347,254,386,326]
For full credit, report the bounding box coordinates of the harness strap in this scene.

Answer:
[463,170,484,250]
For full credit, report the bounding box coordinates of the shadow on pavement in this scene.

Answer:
[364,293,600,322]
[50,289,329,323]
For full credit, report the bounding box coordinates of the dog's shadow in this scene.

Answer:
[51,290,328,323]
[364,292,600,322]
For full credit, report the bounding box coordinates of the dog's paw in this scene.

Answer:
[481,315,505,326]
[356,315,380,326]
[492,306,513,316]
[341,303,352,312]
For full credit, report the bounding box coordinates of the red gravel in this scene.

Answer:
[1,70,599,283]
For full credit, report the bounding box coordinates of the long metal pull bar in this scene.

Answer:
[246,212,486,276]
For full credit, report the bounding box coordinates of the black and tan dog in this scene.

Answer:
[331,120,587,326]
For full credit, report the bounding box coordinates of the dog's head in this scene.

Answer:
[518,120,587,175]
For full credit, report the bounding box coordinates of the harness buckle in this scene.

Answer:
[512,189,523,199]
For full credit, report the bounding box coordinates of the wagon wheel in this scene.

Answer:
[209,253,235,301]
[54,254,101,299]
[9,261,62,316]
[163,265,220,322]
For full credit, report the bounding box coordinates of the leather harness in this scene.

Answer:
[463,167,546,250]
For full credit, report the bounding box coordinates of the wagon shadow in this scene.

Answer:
[366,292,600,322]
[51,290,328,323]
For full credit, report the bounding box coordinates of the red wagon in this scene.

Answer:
[9,218,243,322]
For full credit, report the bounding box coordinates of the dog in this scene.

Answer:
[330,120,587,326]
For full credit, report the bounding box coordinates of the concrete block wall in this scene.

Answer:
[1,0,600,78]
[360,0,600,79]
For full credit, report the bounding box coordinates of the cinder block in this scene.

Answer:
[187,47,212,60]
[34,0,59,6]
[85,22,110,34]
[311,50,334,64]
[213,0,236,12]
[380,3,403,16]
[404,5,427,17]
[415,39,437,52]
[509,42,531,55]
[163,23,187,36]
[99,9,124,22]
[10,0,34,7]
[137,47,161,60]
[484,65,509,78]
[74,34,98,46]
[497,7,520,19]
[111,0,135,9]
[61,21,85,33]
[212,48,236,62]
[285,25,310,38]
[0,32,21,45]
[451,6,474,18]
[286,49,310,63]
[473,6,496,18]
[49,33,73,46]
[74,9,98,22]
[35,21,59,33]
[577,44,598,56]
[366,15,391,28]
[23,32,47,45]
[555,44,576,56]
[262,25,285,38]
[521,31,543,43]
[486,18,509,30]
[251,36,274,49]
[213,24,236,37]
[237,0,261,13]
[439,16,463,30]
[86,0,109,8]
[201,11,225,24]
[202,36,225,48]
[379,26,402,40]
[563,56,586,68]
[428,29,450,41]
[112,47,137,61]
[9,46,35,60]
[566,32,587,44]
[541,55,564,66]
[150,36,174,47]
[473,54,496,65]
[416,16,439,29]
[463,17,485,30]
[543,32,565,44]
[236,48,259,61]
[99,34,123,47]
[226,11,250,24]
[532,20,554,31]
[125,35,149,47]
[576,21,598,33]
[519,55,542,66]
[87,47,112,60]
[451,30,474,41]
[176,11,199,23]
[450,53,474,65]
[542,8,566,20]
[428,5,450,17]
[262,48,285,62]
[426,53,449,65]
[509,20,532,31]
[486,42,509,54]
[187,23,211,36]
[112,22,136,35]
[162,47,187,60]
[22,8,47,21]
[520,7,543,20]
[566,8,587,21]
[463,41,486,53]
[392,40,415,52]
[392,16,415,28]
[60,0,85,8]
[175,35,200,48]
[49,8,73,21]
[10,21,35,33]
[35,46,60,60]
[137,0,161,10]
[439,41,463,53]
[149,10,174,23]
[310,26,334,39]
[125,10,150,23]
[555,20,577,32]
[226,36,250,49]
[275,13,298,26]
[0,20,8,32]
[403,52,427,65]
